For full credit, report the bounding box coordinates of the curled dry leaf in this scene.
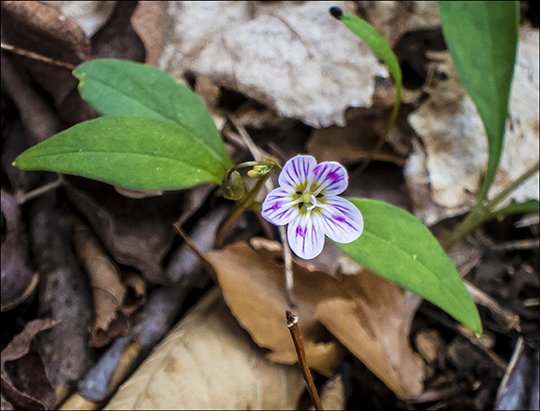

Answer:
[1,1,94,125]
[1,319,60,410]
[405,29,539,225]
[72,220,129,347]
[1,189,38,312]
[160,1,387,128]
[104,288,305,410]
[206,241,425,400]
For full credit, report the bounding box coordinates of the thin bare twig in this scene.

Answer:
[1,42,76,70]
[229,116,295,308]
[173,223,217,278]
[286,311,323,411]
[464,280,521,332]
[15,177,63,205]
[495,337,525,406]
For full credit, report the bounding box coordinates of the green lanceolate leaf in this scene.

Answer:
[13,117,226,191]
[331,7,402,129]
[438,1,519,200]
[73,59,234,169]
[336,198,482,336]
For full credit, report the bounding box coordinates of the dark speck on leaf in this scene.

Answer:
[329,6,343,20]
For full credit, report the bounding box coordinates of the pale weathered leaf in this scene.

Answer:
[159,1,388,127]
[404,29,539,225]
[104,288,305,410]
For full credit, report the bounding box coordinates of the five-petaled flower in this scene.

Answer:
[261,155,363,259]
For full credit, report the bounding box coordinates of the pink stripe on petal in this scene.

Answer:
[312,162,348,195]
[287,214,325,259]
[261,187,298,226]
[279,155,317,189]
[320,197,363,243]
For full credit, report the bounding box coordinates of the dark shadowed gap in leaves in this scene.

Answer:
[393,29,447,90]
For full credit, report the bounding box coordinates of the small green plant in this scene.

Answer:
[15,3,538,337]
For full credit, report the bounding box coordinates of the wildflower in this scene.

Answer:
[261,155,363,259]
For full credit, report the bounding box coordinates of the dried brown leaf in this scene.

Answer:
[72,220,128,347]
[131,1,168,67]
[314,272,424,400]
[307,113,406,166]
[207,241,425,400]
[1,190,38,312]
[1,1,94,125]
[207,242,346,377]
[104,288,305,410]
[64,176,182,284]
[1,319,60,410]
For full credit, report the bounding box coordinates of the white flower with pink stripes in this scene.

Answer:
[262,155,363,259]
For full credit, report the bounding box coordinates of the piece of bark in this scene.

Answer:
[74,206,226,403]
[29,190,94,395]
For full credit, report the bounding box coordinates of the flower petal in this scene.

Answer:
[261,187,298,226]
[319,196,363,243]
[312,161,348,195]
[287,213,325,259]
[279,155,317,190]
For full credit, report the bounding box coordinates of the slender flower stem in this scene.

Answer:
[286,311,323,411]
[215,167,274,248]
[484,161,539,211]
[441,160,540,252]
[229,116,296,308]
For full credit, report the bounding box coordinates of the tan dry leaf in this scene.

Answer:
[72,221,128,348]
[307,112,407,166]
[104,288,305,410]
[315,271,424,400]
[405,29,539,225]
[120,271,146,316]
[311,373,346,411]
[206,242,346,377]
[207,241,425,400]
[131,1,168,67]
[159,1,387,128]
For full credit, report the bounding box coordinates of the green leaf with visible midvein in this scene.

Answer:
[438,1,519,200]
[13,117,225,190]
[73,59,233,169]
[336,198,482,336]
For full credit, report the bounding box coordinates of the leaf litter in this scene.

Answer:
[1,1,538,410]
